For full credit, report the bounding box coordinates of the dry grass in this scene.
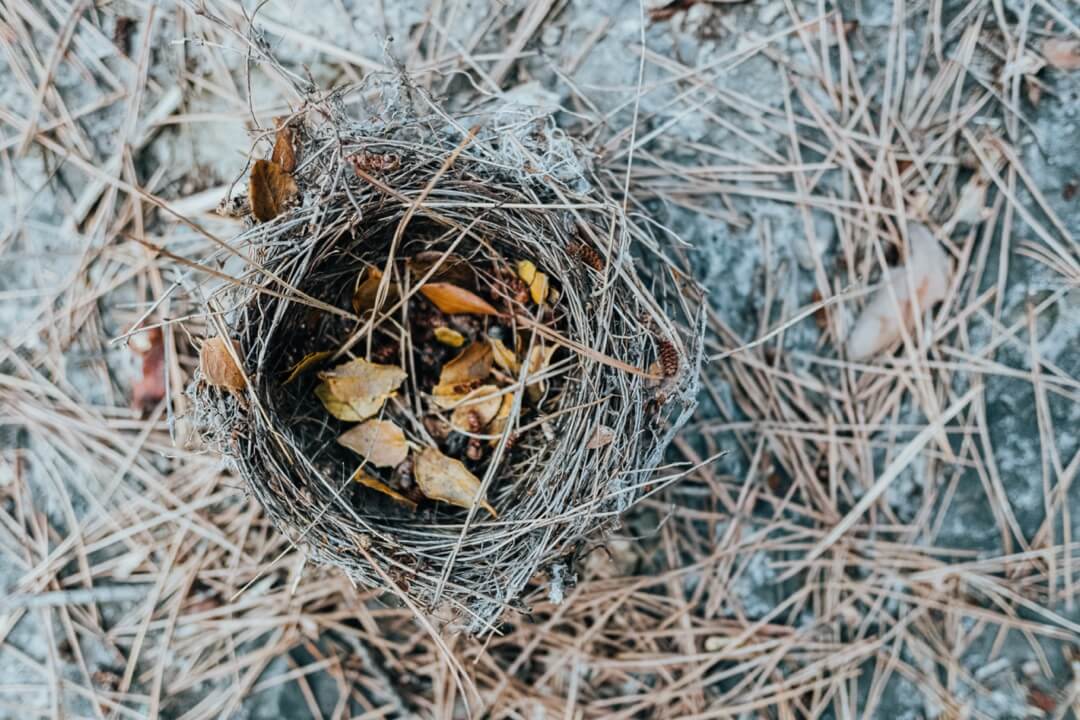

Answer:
[1,0,1078,718]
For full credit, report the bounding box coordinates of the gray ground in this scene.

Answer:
[2,0,1079,718]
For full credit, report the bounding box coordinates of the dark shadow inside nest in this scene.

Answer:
[247,218,573,525]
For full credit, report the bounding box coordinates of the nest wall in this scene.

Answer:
[191,84,704,629]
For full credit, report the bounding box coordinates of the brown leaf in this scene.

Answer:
[283,350,334,385]
[351,467,417,510]
[449,385,503,432]
[414,447,497,518]
[352,266,399,314]
[1043,38,1080,70]
[131,327,165,411]
[249,159,298,222]
[587,425,615,449]
[316,358,406,421]
[432,341,493,407]
[200,336,245,393]
[338,419,409,468]
[271,118,297,173]
[420,283,500,316]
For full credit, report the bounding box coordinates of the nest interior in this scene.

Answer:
[193,88,704,629]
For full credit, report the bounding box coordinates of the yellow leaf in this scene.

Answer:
[283,350,334,384]
[434,327,465,347]
[200,336,245,392]
[352,266,399,314]
[249,159,298,222]
[316,358,406,421]
[338,419,409,467]
[420,283,500,316]
[414,447,497,518]
[516,259,537,285]
[489,337,519,374]
[435,341,492,392]
[525,343,559,403]
[516,259,548,304]
[529,271,549,305]
[351,467,417,511]
[449,385,503,432]
[270,117,297,173]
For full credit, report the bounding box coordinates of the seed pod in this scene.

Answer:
[570,241,605,272]
[658,339,679,378]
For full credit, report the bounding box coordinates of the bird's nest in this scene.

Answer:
[191,83,703,630]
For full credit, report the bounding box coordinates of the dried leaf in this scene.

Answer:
[433,341,493,405]
[338,419,409,468]
[284,350,334,384]
[414,447,497,518]
[351,468,417,510]
[131,327,165,411]
[353,266,399,314]
[316,358,406,421]
[249,159,298,222]
[200,336,245,393]
[420,283,500,316]
[271,118,297,173]
[587,425,615,449]
[516,259,537,285]
[516,259,549,304]
[434,327,466,347]
[529,272,549,305]
[487,393,517,444]
[1043,37,1080,70]
[489,337,520,374]
[525,343,559,403]
[846,223,950,361]
[449,385,503,432]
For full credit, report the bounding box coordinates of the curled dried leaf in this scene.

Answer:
[271,117,297,173]
[353,266,399,314]
[434,327,466,347]
[449,385,503,432]
[200,336,245,393]
[316,358,407,421]
[420,283,500,316]
[284,350,334,384]
[525,343,559,403]
[489,337,520,374]
[249,159,298,222]
[516,259,537,285]
[351,468,417,511]
[338,419,409,468]
[414,447,497,518]
[487,393,517,444]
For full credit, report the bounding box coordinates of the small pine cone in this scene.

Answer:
[569,241,605,272]
[658,339,679,378]
[466,438,484,461]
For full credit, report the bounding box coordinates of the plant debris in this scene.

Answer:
[414,447,497,518]
[249,159,298,222]
[199,336,245,393]
[315,358,406,421]
[337,419,409,468]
